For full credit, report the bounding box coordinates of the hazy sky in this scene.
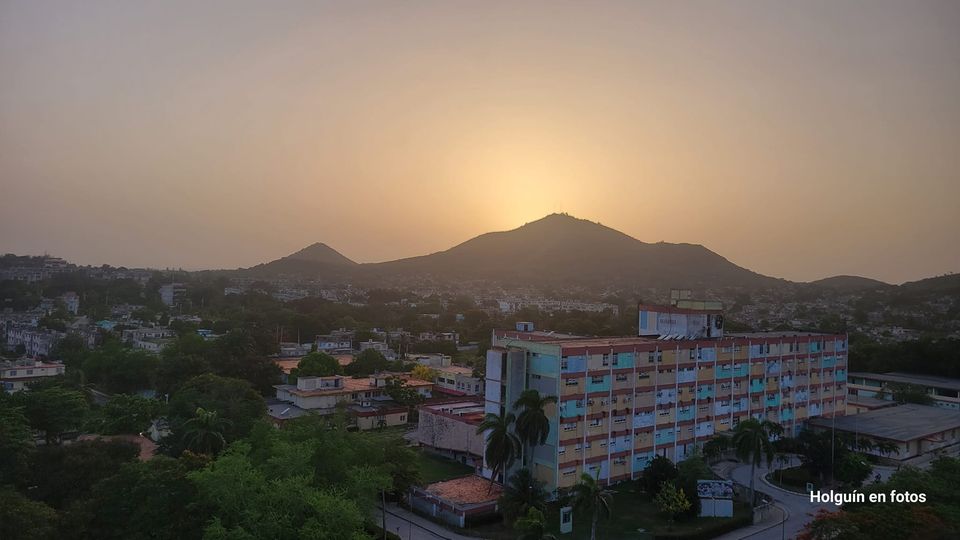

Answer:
[2,1,958,284]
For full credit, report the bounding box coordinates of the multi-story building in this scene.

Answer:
[4,324,64,357]
[1,359,66,392]
[484,307,848,493]
[847,372,960,412]
[158,283,187,308]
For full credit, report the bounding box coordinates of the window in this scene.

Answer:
[558,446,566,455]
[602,354,610,366]
[612,355,619,366]
[638,371,650,380]
[616,374,628,382]
[689,349,696,360]
[399,415,406,422]
[613,416,626,424]
[589,418,602,427]
[562,468,576,476]
[561,359,569,370]
[563,423,577,432]
[565,378,579,386]
[591,376,605,384]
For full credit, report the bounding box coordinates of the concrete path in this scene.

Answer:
[373,503,484,540]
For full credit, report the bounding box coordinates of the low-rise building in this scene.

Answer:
[122,326,175,352]
[434,365,483,396]
[409,475,501,528]
[847,372,960,411]
[1,359,66,392]
[808,403,960,461]
[415,400,485,467]
[270,373,432,430]
[407,353,452,368]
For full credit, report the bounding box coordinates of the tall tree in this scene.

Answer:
[513,389,557,465]
[166,374,266,453]
[288,352,341,384]
[499,468,548,523]
[476,412,520,487]
[570,472,613,540]
[0,487,58,540]
[17,386,89,445]
[0,402,32,484]
[732,419,780,505]
[182,407,231,455]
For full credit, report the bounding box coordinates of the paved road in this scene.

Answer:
[716,459,836,540]
[373,503,483,540]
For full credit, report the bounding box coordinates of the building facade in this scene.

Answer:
[1,359,66,392]
[847,372,960,411]
[484,316,848,493]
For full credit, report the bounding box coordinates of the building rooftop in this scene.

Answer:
[848,372,960,392]
[808,403,960,442]
[420,400,486,424]
[266,402,313,421]
[278,374,433,397]
[437,365,474,376]
[846,395,898,410]
[424,475,502,506]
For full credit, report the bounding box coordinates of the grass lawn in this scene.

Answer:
[472,483,752,540]
[415,451,476,485]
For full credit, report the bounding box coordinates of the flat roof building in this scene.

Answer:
[847,372,960,411]
[808,403,960,461]
[485,307,848,493]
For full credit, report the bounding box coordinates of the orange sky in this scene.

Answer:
[1,1,958,284]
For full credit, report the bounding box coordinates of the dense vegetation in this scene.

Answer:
[0,382,420,540]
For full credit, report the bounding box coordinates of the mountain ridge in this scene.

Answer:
[247,213,785,289]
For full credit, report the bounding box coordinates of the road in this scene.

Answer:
[714,458,836,540]
[373,503,483,540]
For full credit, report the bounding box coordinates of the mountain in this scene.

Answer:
[244,242,356,277]
[809,275,891,291]
[248,214,785,289]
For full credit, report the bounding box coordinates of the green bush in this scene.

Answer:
[654,512,752,540]
[777,466,814,488]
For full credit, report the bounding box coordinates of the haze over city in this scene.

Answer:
[2,0,958,283]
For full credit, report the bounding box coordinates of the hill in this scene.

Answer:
[243,242,356,277]
[809,275,891,291]
[247,214,785,289]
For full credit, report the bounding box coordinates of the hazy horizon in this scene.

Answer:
[2,1,959,283]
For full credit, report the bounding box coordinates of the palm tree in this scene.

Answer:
[182,407,231,455]
[702,434,731,462]
[515,507,558,540]
[476,412,520,488]
[513,390,558,466]
[499,468,548,523]
[571,472,613,540]
[732,419,779,506]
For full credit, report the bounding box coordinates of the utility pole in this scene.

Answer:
[381,490,387,540]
